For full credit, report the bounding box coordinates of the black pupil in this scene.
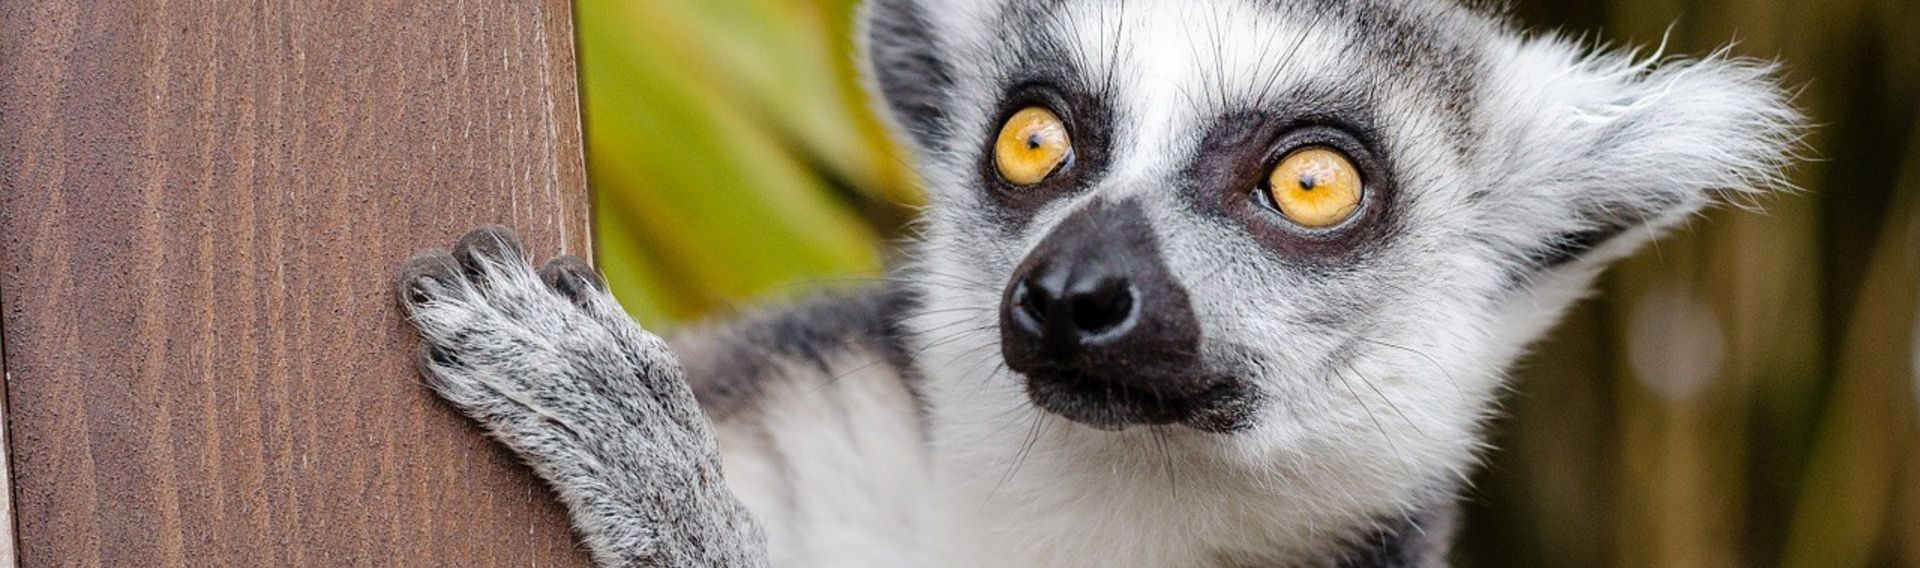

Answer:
[1299,175,1318,191]
[1026,134,1043,150]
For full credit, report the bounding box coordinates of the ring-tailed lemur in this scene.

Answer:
[397,0,1800,565]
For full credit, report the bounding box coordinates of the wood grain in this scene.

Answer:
[0,1,594,565]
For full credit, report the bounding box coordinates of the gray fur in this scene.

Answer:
[399,0,1802,566]
[397,227,769,567]
[671,288,923,424]
[862,0,957,149]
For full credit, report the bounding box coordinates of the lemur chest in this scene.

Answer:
[673,291,1445,567]
[915,446,1434,568]
[704,365,1437,568]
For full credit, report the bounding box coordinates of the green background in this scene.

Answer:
[575,0,1920,565]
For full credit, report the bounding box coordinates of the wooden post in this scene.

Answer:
[0,1,594,565]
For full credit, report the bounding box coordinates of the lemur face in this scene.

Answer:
[869,0,1795,465]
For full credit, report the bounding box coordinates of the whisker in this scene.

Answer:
[810,322,995,393]
[910,304,999,318]
[991,411,1049,500]
[1332,364,1404,462]
[1342,360,1434,441]
[1352,337,1464,395]
[1153,426,1178,499]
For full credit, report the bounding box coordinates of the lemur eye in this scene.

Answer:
[994,106,1073,185]
[1265,146,1363,228]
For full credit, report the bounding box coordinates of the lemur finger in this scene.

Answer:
[534,256,685,385]
[395,250,464,309]
[412,341,488,410]
[452,224,530,282]
[453,225,580,317]
[532,256,670,355]
[412,336,604,440]
[538,255,605,308]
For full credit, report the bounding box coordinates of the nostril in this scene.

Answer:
[1070,278,1135,337]
[1006,262,1139,349]
[1011,279,1048,334]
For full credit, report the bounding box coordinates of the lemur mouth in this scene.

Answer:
[1021,368,1255,432]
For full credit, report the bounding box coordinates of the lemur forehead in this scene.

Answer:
[956,0,1490,148]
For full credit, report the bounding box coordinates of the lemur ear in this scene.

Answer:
[1486,37,1802,269]
[859,0,955,154]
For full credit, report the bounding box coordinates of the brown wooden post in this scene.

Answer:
[0,1,594,565]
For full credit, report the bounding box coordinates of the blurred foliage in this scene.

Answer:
[576,0,1920,565]
[576,0,917,326]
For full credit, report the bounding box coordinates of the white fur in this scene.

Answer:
[715,351,932,566]
[409,1,1800,565]
[736,0,1802,566]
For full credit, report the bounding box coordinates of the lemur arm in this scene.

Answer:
[395,226,771,568]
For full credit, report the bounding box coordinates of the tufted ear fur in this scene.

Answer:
[1482,36,1803,270]
[858,0,956,156]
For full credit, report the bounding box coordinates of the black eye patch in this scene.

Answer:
[972,77,1116,232]
[1180,99,1400,264]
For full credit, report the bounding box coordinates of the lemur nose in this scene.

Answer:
[999,199,1218,428]
[1010,263,1137,348]
[999,197,1203,375]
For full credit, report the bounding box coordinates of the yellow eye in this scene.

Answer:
[1266,146,1363,228]
[994,107,1073,185]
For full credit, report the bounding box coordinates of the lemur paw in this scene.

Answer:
[394,226,687,435]
[396,225,768,567]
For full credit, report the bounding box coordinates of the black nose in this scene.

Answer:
[1010,263,1137,349]
[1000,200,1192,365]
[999,199,1231,429]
